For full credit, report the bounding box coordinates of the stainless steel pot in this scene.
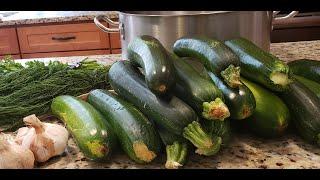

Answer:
[94,11,298,59]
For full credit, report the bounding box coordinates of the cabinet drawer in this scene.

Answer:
[22,50,110,59]
[18,23,110,53]
[0,28,20,55]
[0,54,21,60]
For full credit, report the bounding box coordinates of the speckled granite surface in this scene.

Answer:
[15,40,320,169]
[0,11,118,26]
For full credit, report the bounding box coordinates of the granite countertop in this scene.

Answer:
[0,11,118,26]
[14,40,320,169]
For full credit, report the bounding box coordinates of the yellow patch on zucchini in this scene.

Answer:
[86,140,108,158]
[133,141,156,163]
[270,72,290,86]
[209,41,220,48]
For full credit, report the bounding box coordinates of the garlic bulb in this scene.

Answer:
[0,134,35,169]
[15,114,69,162]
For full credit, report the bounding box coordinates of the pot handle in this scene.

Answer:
[273,11,299,23]
[94,15,120,33]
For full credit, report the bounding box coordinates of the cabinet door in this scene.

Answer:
[109,23,121,49]
[0,28,20,55]
[18,23,110,53]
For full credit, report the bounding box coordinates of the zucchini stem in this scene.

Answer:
[221,65,242,88]
[202,98,230,121]
[183,121,222,156]
[165,142,188,169]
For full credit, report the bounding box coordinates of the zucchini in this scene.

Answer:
[280,81,320,146]
[201,118,232,147]
[127,35,176,95]
[241,78,290,138]
[157,126,188,146]
[182,57,255,120]
[51,95,117,161]
[293,75,320,99]
[157,127,188,169]
[165,142,188,169]
[182,57,211,80]
[207,70,256,120]
[109,61,222,156]
[183,121,222,156]
[171,53,230,121]
[225,38,291,92]
[288,59,320,83]
[109,61,196,135]
[87,89,161,164]
[173,37,241,88]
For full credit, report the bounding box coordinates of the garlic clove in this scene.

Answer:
[44,123,69,155]
[30,133,55,163]
[16,126,29,141]
[16,127,36,150]
[0,134,35,169]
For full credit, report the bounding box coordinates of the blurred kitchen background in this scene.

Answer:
[0,11,319,59]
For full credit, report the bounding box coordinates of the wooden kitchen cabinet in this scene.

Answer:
[108,23,121,50]
[21,50,110,59]
[0,28,20,56]
[17,23,110,54]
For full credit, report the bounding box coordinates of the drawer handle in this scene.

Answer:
[52,36,76,41]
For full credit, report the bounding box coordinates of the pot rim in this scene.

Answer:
[119,11,236,17]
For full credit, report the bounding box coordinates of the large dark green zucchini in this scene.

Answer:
[182,57,212,80]
[207,71,256,120]
[157,126,188,146]
[109,61,222,156]
[288,59,320,83]
[109,61,196,135]
[170,53,230,121]
[173,37,241,88]
[293,75,320,99]
[225,38,291,92]
[51,95,117,161]
[241,78,290,138]
[87,89,161,164]
[157,127,188,169]
[280,81,320,146]
[127,35,176,95]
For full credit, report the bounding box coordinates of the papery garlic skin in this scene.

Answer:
[16,114,69,163]
[0,135,35,169]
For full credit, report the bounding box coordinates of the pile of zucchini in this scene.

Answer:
[49,35,320,169]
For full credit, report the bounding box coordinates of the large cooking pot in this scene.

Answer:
[94,11,298,59]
